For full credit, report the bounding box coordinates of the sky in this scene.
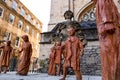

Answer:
[20,0,51,32]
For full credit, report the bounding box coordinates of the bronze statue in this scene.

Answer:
[0,41,13,73]
[54,41,62,76]
[60,27,84,80]
[91,0,120,80]
[16,35,32,76]
[48,44,56,75]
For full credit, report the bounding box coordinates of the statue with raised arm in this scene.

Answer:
[17,35,32,76]
[0,41,13,74]
[60,27,84,80]
[91,0,120,80]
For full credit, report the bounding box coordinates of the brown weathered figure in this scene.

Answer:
[115,1,120,80]
[17,35,32,76]
[118,0,120,4]
[0,41,13,73]
[54,42,62,76]
[60,27,84,80]
[48,45,56,75]
[91,0,120,80]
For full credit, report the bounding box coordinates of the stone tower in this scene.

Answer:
[48,0,120,31]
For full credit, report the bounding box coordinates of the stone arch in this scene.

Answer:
[75,2,95,21]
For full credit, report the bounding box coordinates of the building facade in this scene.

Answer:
[40,0,120,75]
[0,0,42,58]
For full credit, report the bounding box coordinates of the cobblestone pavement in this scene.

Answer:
[0,72,101,80]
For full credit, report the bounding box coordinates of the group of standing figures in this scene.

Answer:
[48,27,84,80]
[0,0,120,80]
[0,35,32,76]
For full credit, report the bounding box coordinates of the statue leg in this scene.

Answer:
[57,64,61,76]
[59,67,67,80]
[0,66,1,73]
[74,70,82,80]
[4,66,7,74]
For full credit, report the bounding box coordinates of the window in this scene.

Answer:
[12,1,17,10]
[33,20,36,25]
[20,8,25,16]
[36,33,39,40]
[15,37,20,47]
[32,29,34,36]
[90,12,96,21]
[9,14,15,24]
[7,33,11,40]
[3,0,7,2]
[3,32,11,41]
[18,20,23,29]
[37,24,40,29]
[83,14,89,21]
[26,26,29,33]
[27,14,31,21]
[0,7,3,17]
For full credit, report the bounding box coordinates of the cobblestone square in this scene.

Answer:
[0,72,101,80]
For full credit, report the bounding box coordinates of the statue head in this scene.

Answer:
[22,35,29,42]
[56,41,61,46]
[68,27,75,36]
[6,40,11,46]
[64,10,74,20]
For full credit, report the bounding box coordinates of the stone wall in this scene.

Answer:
[81,45,101,76]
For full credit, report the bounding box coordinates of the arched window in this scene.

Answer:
[27,14,31,22]
[82,7,96,21]
[12,1,18,10]
[9,14,15,24]
[26,25,29,33]
[18,20,23,29]
[20,8,25,16]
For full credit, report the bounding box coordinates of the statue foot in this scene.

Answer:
[77,77,82,80]
[4,71,6,74]
[59,78,65,80]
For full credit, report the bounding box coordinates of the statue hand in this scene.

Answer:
[107,28,115,34]
[91,0,97,4]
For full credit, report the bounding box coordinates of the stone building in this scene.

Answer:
[0,0,42,58]
[40,0,120,75]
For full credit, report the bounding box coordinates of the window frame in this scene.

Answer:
[0,6,4,17]
[18,20,23,29]
[26,25,29,33]
[9,14,15,24]
[27,14,31,22]
[20,8,25,16]
[15,36,20,47]
[12,1,18,10]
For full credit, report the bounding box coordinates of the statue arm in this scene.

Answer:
[79,41,84,57]
[19,48,23,53]
[30,44,32,57]
[11,48,15,57]
[0,45,4,49]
